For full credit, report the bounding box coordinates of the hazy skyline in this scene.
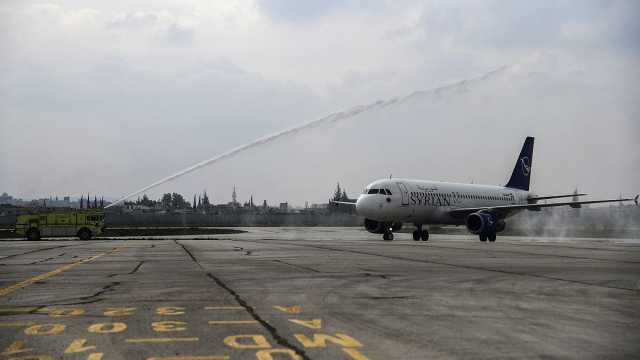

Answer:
[1,1,638,206]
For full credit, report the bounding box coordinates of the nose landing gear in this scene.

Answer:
[412,224,429,241]
[479,232,497,242]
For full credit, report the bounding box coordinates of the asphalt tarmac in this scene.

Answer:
[1,227,639,359]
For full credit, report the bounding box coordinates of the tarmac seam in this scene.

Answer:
[206,272,311,360]
[175,240,200,265]
[273,259,321,273]
[231,239,640,293]
[129,261,144,274]
[174,240,311,360]
[1,245,74,260]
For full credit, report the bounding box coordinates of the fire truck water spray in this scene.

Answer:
[106,66,508,208]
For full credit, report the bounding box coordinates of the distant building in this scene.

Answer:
[279,202,288,211]
[231,186,239,207]
[0,192,13,205]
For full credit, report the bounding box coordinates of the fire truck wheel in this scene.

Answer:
[78,228,92,240]
[26,228,41,241]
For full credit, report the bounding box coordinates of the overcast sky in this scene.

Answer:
[1,0,638,206]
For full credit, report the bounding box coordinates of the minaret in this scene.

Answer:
[232,186,237,206]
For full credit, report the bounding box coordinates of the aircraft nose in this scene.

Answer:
[355,196,372,218]
[355,196,363,213]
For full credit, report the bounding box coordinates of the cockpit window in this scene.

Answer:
[368,189,379,194]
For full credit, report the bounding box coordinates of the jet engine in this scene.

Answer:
[466,212,504,234]
[364,219,401,234]
[364,218,387,233]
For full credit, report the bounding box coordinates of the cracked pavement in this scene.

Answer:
[1,228,639,359]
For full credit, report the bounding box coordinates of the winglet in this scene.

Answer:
[635,195,639,206]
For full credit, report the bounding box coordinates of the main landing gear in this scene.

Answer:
[412,224,429,241]
[479,232,497,242]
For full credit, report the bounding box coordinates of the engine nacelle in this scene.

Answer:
[364,218,391,234]
[466,212,501,235]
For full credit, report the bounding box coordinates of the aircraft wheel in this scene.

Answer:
[383,232,394,241]
[412,230,420,241]
[421,230,429,241]
[479,234,487,242]
[488,233,496,242]
[27,228,41,241]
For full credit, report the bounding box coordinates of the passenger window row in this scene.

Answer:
[456,193,503,201]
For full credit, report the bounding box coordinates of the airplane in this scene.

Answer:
[333,137,638,242]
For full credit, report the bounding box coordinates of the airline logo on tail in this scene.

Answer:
[521,157,531,176]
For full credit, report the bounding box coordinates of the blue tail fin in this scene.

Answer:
[505,137,534,191]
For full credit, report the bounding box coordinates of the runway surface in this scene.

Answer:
[1,227,639,359]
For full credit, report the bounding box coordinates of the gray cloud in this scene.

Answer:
[107,11,159,29]
[0,1,638,205]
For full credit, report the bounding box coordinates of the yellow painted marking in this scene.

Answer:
[288,319,322,329]
[294,333,362,348]
[223,335,271,349]
[87,353,104,360]
[273,305,302,314]
[147,357,229,360]
[88,322,127,333]
[24,324,66,336]
[0,249,120,297]
[40,307,84,317]
[343,348,370,360]
[0,307,37,315]
[5,356,53,360]
[204,306,244,310]
[125,337,199,344]
[0,322,35,327]
[208,320,258,325]
[156,307,185,316]
[64,339,96,353]
[256,349,303,360]
[152,321,187,332]
[1,340,33,355]
[103,307,136,316]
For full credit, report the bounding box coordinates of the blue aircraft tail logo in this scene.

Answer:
[505,137,534,191]
[521,156,531,177]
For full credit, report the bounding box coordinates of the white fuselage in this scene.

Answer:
[355,178,529,225]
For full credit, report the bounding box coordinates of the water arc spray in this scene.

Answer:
[106,66,509,208]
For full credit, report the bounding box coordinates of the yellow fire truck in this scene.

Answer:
[15,210,105,240]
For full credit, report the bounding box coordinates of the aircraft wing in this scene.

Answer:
[330,200,357,206]
[449,195,638,218]
[527,193,586,202]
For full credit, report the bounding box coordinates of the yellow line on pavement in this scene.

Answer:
[0,248,122,297]
[126,337,199,343]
